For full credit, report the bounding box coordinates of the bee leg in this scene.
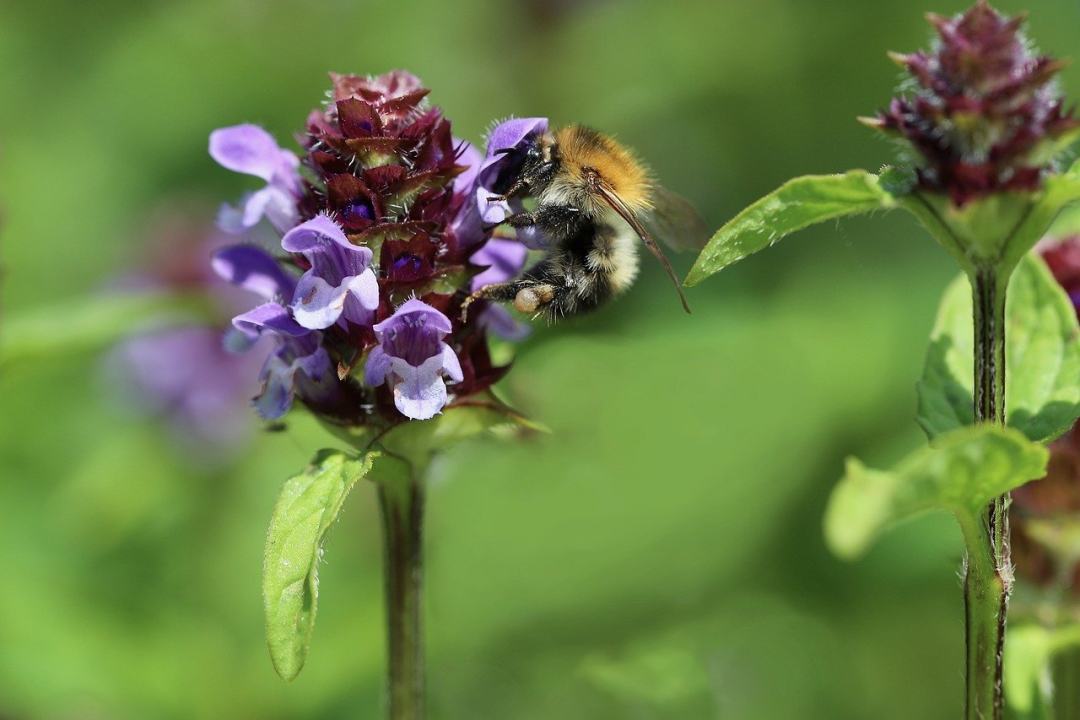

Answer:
[461,281,556,322]
[503,211,539,228]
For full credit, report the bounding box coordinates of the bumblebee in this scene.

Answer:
[465,125,703,320]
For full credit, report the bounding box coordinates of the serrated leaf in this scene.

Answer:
[684,171,895,286]
[262,449,376,681]
[825,426,1047,560]
[916,254,1080,443]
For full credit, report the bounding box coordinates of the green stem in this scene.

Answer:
[966,267,1011,720]
[378,468,425,720]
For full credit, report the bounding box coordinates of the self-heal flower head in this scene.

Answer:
[210,124,302,233]
[865,1,1080,206]
[364,299,463,420]
[210,70,548,429]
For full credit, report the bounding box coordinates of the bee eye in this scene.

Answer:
[526,146,541,160]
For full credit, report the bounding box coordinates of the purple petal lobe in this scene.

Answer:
[471,238,528,290]
[389,355,449,420]
[364,346,392,387]
[209,124,286,182]
[232,302,309,340]
[212,245,296,300]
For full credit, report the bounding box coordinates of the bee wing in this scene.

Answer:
[596,182,692,314]
[646,186,709,253]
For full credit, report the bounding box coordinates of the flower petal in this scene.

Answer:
[453,140,482,195]
[232,302,309,340]
[471,237,528,290]
[374,298,453,337]
[480,117,549,185]
[364,346,391,387]
[389,355,448,420]
[209,124,288,182]
[212,245,296,300]
[253,352,296,419]
[478,305,531,342]
[290,274,351,330]
[281,214,373,280]
[440,343,464,383]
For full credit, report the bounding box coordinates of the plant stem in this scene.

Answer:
[966,267,1011,720]
[378,467,425,720]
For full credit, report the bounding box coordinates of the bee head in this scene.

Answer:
[497,132,560,199]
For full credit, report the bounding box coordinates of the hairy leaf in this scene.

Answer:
[917,254,1080,443]
[825,426,1047,560]
[263,449,376,680]
[684,171,894,286]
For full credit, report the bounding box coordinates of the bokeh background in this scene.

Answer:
[4,0,1080,718]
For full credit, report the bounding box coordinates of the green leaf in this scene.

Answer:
[1000,167,1080,273]
[683,170,895,286]
[372,397,548,469]
[1005,624,1080,718]
[0,291,213,368]
[824,426,1047,560]
[262,449,376,681]
[894,168,1080,275]
[1004,625,1054,719]
[916,254,1080,443]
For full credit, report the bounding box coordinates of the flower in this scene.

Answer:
[470,237,530,340]
[364,299,464,420]
[209,124,302,233]
[209,71,547,427]
[476,117,549,248]
[281,214,379,330]
[104,213,268,459]
[864,1,1080,206]
[213,244,352,421]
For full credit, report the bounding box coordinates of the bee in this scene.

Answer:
[464,125,704,320]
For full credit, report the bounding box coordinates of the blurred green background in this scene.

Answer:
[4,0,1080,717]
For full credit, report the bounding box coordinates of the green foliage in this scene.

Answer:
[895,168,1080,276]
[683,171,894,286]
[916,254,1080,443]
[370,399,547,468]
[825,426,1047,560]
[0,291,212,368]
[263,450,376,681]
[1005,624,1080,718]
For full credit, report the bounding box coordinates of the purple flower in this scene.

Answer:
[280,214,380,330]
[209,124,302,233]
[364,299,464,420]
[476,118,549,248]
[470,238,531,341]
[207,71,544,428]
[110,326,265,456]
[213,244,340,419]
